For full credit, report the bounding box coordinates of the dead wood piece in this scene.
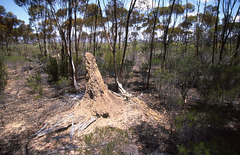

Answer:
[31,123,48,138]
[33,114,74,138]
[36,123,71,137]
[77,117,97,131]
[117,79,132,98]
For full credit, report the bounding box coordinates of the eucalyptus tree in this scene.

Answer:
[0,10,20,51]
[146,0,161,89]
[212,0,220,63]
[160,0,184,69]
[84,3,101,56]
[219,0,240,63]
[179,2,195,54]
[117,6,128,50]
[119,0,137,82]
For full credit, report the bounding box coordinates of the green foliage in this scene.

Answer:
[178,142,211,155]
[0,57,7,94]
[103,50,123,74]
[154,69,174,98]
[141,62,149,72]
[152,58,161,66]
[5,55,26,63]
[55,76,71,89]
[178,137,238,155]
[197,64,240,103]
[123,59,134,83]
[39,56,47,64]
[175,102,240,155]
[173,56,204,100]
[175,110,207,146]
[140,61,149,84]
[59,58,69,77]
[26,72,43,96]
[5,54,28,69]
[46,57,59,82]
[79,126,134,155]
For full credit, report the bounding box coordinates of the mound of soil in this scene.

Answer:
[73,52,124,117]
[1,53,173,154]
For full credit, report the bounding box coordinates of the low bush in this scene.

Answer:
[0,58,7,95]
[154,69,174,99]
[55,76,71,89]
[46,57,59,82]
[26,72,43,95]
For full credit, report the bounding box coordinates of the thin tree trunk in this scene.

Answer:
[112,0,118,89]
[68,0,79,89]
[195,0,200,57]
[74,0,78,78]
[119,0,137,81]
[35,30,42,56]
[147,15,157,89]
[97,0,113,51]
[230,32,240,66]
[219,3,239,62]
[43,4,47,57]
[161,0,176,69]
[212,0,220,64]
[93,4,98,56]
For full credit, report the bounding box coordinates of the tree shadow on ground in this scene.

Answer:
[176,102,240,154]
[133,121,178,154]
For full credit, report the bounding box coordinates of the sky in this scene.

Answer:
[0,0,239,26]
[0,0,30,24]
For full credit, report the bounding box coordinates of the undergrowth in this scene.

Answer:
[26,72,43,96]
[78,126,135,155]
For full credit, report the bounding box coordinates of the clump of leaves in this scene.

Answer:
[154,69,174,99]
[141,61,149,84]
[55,76,71,89]
[173,56,204,108]
[197,64,240,104]
[123,59,134,85]
[26,72,43,96]
[46,57,59,82]
[175,102,240,155]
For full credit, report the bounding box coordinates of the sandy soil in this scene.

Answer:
[0,58,176,154]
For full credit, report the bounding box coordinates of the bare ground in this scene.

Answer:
[0,59,176,154]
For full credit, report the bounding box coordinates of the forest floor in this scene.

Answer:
[0,58,179,154]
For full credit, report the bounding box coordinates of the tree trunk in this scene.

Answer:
[43,5,47,57]
[161,0,175,69]
[68,0,78,89]
[113,0,118,89]
[119,0,137,81]
[212,0,220,64]
[74,0,78,79]
[219,1,239,63]
[93,4,98,56]
[147,12,158,89]
[195,0,200,57]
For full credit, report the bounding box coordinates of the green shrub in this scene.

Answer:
[79,126,134,155]
[59,57,69,77]
[154,69,174,99]
[26,72,43,95]
[0,58,7,94]
[55,76,71,89]
[46,57,59,82]
[103,50,123,74]
[141,61,149,84]
[197,64,240,104]
[173,56,204,106]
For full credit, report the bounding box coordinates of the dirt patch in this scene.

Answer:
[0,53,173,154]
